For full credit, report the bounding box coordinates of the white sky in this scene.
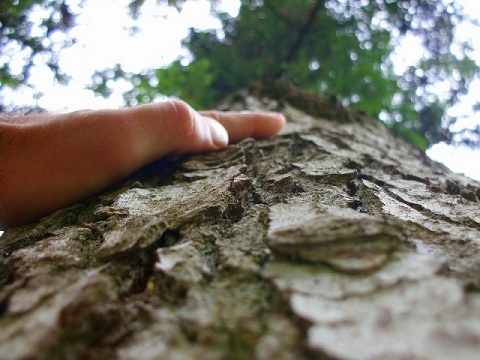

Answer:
[2,0,480,181]
[4,0,239,111]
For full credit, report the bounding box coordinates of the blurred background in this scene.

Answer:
[1,0,479,180]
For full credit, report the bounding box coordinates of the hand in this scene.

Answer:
[0,100,285,228]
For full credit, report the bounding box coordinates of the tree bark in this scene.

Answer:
[1,82,480,359]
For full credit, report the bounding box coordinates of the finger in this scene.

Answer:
[200,110,286,143]
[120,100,229,161]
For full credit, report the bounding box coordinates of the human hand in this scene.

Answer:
[0,100,285,228]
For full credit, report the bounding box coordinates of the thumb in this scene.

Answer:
[204,116,229,149]
[169,111,230,155]
[120,100,229,165]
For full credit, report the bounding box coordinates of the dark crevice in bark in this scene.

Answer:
[155,228,182,249]
[2,227,51,255]
[346,179,368,213]
[402,173,430,184]
[358,174,393,188]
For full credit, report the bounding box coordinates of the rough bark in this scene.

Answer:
[1,82,480,359]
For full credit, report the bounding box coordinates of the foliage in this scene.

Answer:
[91,0,479,149]
[0,0,77,90]
[2,0,480,149]
[89,59,216,109]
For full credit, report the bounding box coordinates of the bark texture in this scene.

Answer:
[1,83,480,359]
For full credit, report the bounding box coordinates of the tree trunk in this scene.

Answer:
[1,82,480,360]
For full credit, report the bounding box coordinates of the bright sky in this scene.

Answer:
[2,0,480,181]
[3,0,240,111]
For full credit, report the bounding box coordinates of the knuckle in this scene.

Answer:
[167,99,197,140]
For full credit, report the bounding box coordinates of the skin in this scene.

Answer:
[0,99,285,228]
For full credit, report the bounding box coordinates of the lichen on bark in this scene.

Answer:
[1,83,480,359]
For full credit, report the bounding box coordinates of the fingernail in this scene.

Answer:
[276,113,286,122]
[207,117,229,148]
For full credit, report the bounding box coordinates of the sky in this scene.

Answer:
[2,0,480,181]
[3,0,239,110]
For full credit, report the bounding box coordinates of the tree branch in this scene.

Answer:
[264,0,297,29]
[274,0,325,78]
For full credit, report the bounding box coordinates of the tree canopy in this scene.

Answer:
[1,0,479,149]
[0,0,75,88]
